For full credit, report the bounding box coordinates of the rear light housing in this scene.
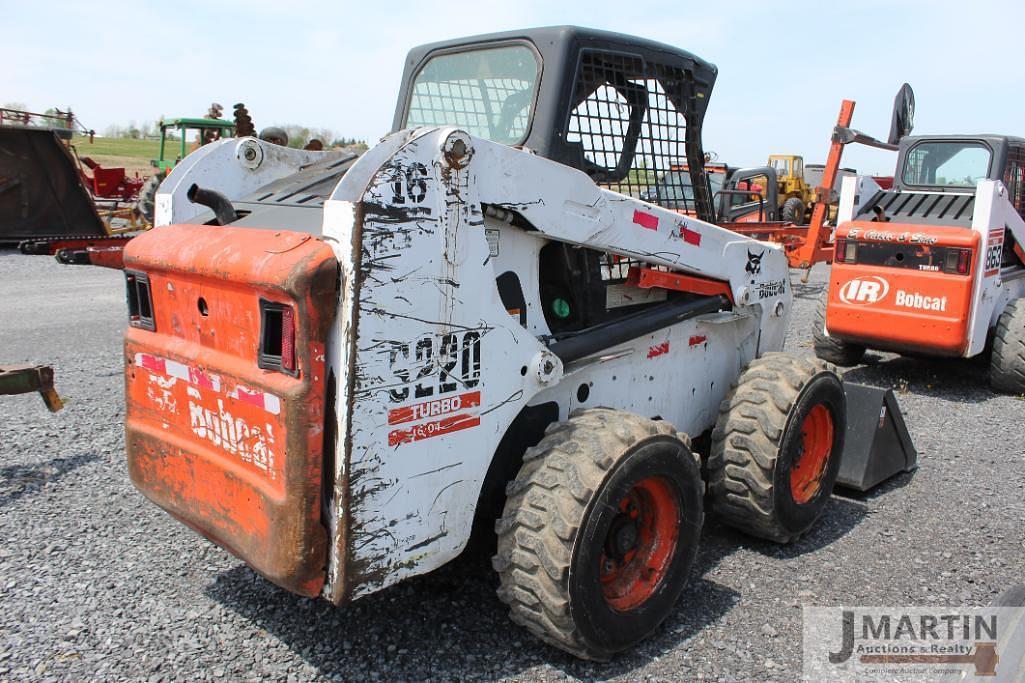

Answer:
[125,270,155,330]
[259,299,298,376]
[834,237,858,264]
[942,248,972,275]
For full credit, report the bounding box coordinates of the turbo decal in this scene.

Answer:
[839,276,890,305]
[388,391,481,426]
[388,413,480,447]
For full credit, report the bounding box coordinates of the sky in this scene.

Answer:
[4,0,1023,175]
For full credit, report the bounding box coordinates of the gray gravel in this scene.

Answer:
[1,251,1023,681]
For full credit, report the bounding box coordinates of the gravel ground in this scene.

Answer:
[1,251,1023,681]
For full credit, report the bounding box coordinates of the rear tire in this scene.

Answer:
[135,171,166,225]
[709,353,845,543]
[493,408,703,660]
[990,298,1025,393]
[782,196,806,225]
[812,294,865,366]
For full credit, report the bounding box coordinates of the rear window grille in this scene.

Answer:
[566,50,695,212]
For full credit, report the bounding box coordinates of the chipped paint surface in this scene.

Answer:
[123,229,336,598]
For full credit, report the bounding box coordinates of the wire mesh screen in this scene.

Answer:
[1004,146,1025,220]
[567,51,695,210]
[404,45,538,145]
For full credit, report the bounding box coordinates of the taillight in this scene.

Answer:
[834,237,857,264]
[280,306,296,373]
[942,248,972,275]
[125,270,155,330]
[259,300,298,376]
[834,237,846,262]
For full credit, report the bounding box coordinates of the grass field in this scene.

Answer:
[72,136,172,177]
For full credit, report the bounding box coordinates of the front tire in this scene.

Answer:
[782,196,807,225]
[493,408,703,660]
[990,299,1025,393]
[709,353,845,543]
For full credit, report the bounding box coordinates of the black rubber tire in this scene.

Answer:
[135,171,166,225]
[782,196,807,225]
[709,353,846,543]
[493,408,703,660]
[990,298,1025,394]
[812,294,866,366]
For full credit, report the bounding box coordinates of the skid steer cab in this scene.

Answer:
[123,26,880,661]
[814,134,1025,393]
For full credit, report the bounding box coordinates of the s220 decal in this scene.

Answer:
[388,331,481,403]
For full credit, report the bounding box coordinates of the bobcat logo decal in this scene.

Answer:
[745,249,764,275]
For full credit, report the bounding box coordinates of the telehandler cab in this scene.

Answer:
[121,27,905,659]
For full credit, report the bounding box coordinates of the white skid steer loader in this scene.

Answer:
[120,27,909,660]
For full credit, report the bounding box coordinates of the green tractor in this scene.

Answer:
[135,115,237,223]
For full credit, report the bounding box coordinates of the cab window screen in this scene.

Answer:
[404,45,539,145]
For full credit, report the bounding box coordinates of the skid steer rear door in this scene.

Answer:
[123,225,337,597]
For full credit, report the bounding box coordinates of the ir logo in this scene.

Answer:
[838,276,890,305]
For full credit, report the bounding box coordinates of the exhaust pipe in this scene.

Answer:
[186,184,238,225]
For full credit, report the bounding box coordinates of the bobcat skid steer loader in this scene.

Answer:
[122,27,885,659]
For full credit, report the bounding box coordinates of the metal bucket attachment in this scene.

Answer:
[0,127,105,243]
[835,383,917,492]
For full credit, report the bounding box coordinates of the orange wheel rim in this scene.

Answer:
[599,476,680,612]
[790,404,834,504]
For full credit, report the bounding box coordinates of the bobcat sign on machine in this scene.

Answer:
[121,27,909,659]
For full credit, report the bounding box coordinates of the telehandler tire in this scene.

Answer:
[782,196,806,225]
[812,294,865,366]
[709,353,845,544]
[493,408,703,660]
[990,298,1025,394]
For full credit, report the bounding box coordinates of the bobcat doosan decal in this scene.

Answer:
[847,227,940,245]
[839,276,890,305]
[745,249,764,275]
[757,280,787,299]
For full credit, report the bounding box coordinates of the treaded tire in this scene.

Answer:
[493,408,703,660]
[135,171,166,224]
[812,294,865,366]
[709,353,845,543]
[990,298,1025,394]
[782,196,807,225]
